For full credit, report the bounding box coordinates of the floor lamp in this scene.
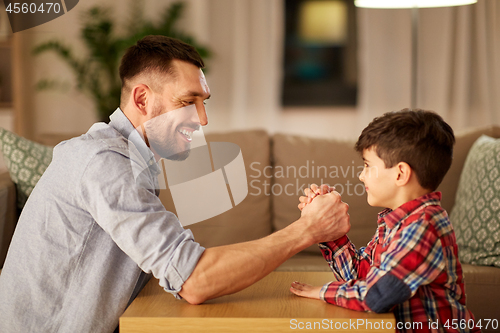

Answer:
[354,0,477,109]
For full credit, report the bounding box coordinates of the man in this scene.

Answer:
[0,36,350,333]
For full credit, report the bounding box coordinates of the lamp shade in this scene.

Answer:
[299,1,348,45]
[354,0,477,8]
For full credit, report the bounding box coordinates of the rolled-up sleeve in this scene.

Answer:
[160,231,205,298]
[79,147,205,298]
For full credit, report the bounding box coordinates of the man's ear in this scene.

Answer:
[395,162,412,187]
[131,84,151,116]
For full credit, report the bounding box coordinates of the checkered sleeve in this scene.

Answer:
[320,214,446,313]
[318,233,377,282]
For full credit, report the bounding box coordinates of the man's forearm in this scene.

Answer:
[179,190,350,304]
[178,219,313,304]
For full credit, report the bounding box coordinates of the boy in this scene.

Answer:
[291,109,479,332]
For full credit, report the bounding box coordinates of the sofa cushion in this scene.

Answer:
[461,264,500,331]
[159,130,273,248]
[439,126,500,212]
[0,172,17,268]
[0,128,53,209]
[272,134,381,254]
[450,135,500,267]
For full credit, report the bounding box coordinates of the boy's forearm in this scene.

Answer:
[178,219,314,304]
[320,235,373,281]
[319,238,351,282]
[319,235,351,256]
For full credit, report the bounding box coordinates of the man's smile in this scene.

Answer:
[178,128,194,142]
[178,124,200,143]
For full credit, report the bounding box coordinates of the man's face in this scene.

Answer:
[144,59,210,160]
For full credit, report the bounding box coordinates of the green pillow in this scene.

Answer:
[0,128,53,209]
[451,135,500,267]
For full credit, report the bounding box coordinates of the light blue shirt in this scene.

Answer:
[0,109,205,333]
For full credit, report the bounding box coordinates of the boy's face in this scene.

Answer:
[358,147,399,209]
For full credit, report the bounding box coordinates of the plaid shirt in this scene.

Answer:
[319,192,479,333]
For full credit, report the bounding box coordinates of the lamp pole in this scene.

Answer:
[354,0,477,110]
[411,6,419,109]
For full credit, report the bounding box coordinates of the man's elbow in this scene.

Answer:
[179,286,208,305]
[183,294,206,305]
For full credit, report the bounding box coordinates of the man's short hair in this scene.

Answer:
[119,35,205,103]
[355,108,455,191]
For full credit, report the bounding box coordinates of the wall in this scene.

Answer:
[12,0,500,142]
[13,0,367,142]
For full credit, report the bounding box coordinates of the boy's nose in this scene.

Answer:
[359,169,365,182]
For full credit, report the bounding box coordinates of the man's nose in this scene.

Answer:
[196,104,208,126]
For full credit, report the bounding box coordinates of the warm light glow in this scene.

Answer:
[299,1,348,45]
[354,0,477,8]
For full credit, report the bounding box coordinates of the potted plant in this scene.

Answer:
[33,1,211,122]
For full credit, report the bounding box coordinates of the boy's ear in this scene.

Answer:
[395,162,412,187]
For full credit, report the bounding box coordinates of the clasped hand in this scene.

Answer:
[297,184,350,244]
[291,184,350,300]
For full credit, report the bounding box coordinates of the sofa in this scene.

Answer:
[1,126,499,331]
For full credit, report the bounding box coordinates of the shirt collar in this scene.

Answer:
[377,192,442,229]
[108,108,159,175]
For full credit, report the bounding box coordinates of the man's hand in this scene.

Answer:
[290,281,322,300]
[297,184,350,244]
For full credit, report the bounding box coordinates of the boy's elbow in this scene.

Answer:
[365,274,412,313]
[370,305,390,314]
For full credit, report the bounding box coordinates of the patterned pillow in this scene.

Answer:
[451,135,500,267]
[0,128,53,209]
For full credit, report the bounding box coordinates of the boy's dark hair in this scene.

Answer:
[355,108,455,191]
[119,35,204,101]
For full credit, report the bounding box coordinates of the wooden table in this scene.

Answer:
[120,271,395,333]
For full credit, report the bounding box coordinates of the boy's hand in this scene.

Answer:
[298,190,350,243]
[298,184,335,211]
[290,281,322,300]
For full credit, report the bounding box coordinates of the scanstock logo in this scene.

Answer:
[3,0,79,32]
